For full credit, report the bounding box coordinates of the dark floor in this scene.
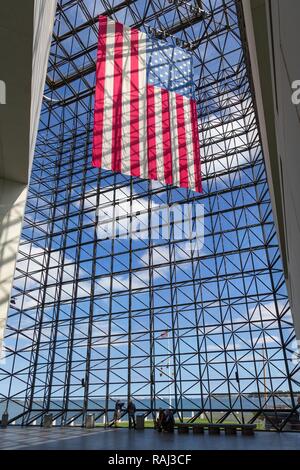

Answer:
[0,427,300,450]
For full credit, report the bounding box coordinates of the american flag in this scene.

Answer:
[92,15,202,193]
[159,330,169,338]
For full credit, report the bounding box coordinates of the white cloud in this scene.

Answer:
[249,301,290,322]
[12,240,91,310]
[202,94,255,178]
[5,318,129,352]
[254,334,280,345]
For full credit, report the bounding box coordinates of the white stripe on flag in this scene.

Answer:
[121,25,131,175]
[138,31,148,179]
[154,86,165,184]
[183,95,196,191]
[102,19,115,170]
[169,91,180,188]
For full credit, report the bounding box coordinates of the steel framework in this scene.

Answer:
[1,0,299,430]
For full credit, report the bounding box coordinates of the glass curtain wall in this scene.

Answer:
[0,0,299,428]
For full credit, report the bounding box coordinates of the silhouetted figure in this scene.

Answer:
[127,399,136,429]
[297,396,300,420]
[162,409,175,433]
[156,408,165,432]
[114,400,124,426]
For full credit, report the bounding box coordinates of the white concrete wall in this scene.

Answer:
[242,0,300,339]
[0,0,56,357]
[0,179,27,356]
[267,0,300,340]
[30,0,57,172]
[0,1,34,184]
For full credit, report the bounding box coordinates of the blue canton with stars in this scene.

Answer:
[146,37,194,99]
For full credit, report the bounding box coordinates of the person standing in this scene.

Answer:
[114,400,124,426]
[127,399,136,429]
[297,395,300,421]
[163,409,175,433]
[156,408,165,432]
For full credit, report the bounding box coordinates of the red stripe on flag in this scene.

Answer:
[147,85,157,180]
[111,22,123,173]
[176,94,189,188]
[190,99,202,193]
[130,28,140,177]
[92,16,108,168]
[161,89,173,185]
